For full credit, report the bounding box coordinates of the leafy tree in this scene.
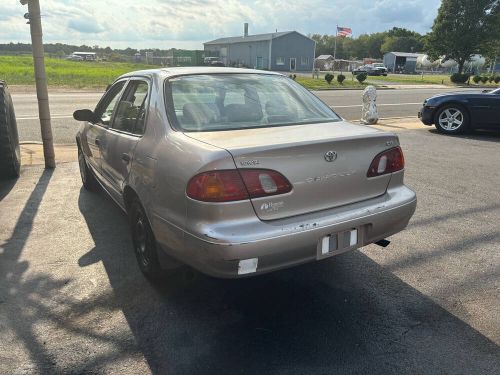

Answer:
[381,36,424,54]
[426,0,499,73]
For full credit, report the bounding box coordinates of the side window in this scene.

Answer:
[95,81,126,126]
[112,80,149,135]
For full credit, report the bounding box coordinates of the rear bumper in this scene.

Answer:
[418,106,435,125]
[156,182,417,278]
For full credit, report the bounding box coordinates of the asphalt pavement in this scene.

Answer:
[1,121,499,374]
[11,86,479,144]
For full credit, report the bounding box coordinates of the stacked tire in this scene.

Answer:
[0,81,20,179]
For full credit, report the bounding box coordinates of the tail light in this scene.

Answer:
[187,169,292,202]
[367,146,405,177]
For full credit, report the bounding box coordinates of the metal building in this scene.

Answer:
[383,52,425,73]
[204,25,315,72]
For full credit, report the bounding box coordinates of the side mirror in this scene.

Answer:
[73,109,97,123]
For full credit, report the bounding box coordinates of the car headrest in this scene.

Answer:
[224,103,263,122]
[182,103,220,126]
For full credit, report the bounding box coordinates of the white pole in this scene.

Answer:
[21,0,55,169]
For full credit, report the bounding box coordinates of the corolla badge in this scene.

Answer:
[324,151,337,162]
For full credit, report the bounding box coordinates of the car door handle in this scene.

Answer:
[121,153,131,163]
[95,139,101,146]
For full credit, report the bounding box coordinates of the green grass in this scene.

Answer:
[365,73,452,85]
[0,55,156,88]
[2,56,497,89]
[295,75,369,90]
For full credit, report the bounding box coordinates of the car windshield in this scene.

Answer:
[165,73,340,132]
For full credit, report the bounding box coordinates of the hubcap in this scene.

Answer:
[134,215,149,267]
[438,108,463,131]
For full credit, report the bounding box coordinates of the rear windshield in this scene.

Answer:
[164,73,340,132]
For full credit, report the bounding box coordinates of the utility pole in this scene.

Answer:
[20,0,55,169]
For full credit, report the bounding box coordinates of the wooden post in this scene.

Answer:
[21,0,55,169]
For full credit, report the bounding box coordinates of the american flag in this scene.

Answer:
[337,26,352,37]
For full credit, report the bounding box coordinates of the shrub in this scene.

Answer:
[472,75,481,84]
[324,73,334,84]
[495,76,500,84]
[488,75,495,83]
[337,74,346,84]
[450,73,470,84]
[356,72,367,83]
[480,76,488,84]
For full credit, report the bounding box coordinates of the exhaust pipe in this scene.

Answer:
[375,239,391,248]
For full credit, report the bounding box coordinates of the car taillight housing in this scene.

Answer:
[186,169,292,202]
[367,146,405,177]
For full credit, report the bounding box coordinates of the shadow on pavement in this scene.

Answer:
[0,169,56,373]
[0,176,18,202]
[428,128,500,142]
[76,188,500,375]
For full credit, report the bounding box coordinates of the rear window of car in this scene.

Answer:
[164,73,340,132]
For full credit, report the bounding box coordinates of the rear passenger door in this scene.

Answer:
[101,79,150,199]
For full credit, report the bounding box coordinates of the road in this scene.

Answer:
[12,87,476,144]
[1,122,499,374]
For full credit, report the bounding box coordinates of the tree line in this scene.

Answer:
[311,27,424,60]
[312,0,499,74]
[0,42,176,59]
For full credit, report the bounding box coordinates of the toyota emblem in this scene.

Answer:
[324,151,337,162]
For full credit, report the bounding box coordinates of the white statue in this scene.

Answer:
[361,86,378,125]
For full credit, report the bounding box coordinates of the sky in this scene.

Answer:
[0,0,442,49]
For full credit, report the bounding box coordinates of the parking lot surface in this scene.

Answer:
[1,124,499,374]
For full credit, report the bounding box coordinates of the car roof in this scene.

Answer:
[118,67,285,80]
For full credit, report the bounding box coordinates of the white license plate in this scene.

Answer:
[320,228,358,256]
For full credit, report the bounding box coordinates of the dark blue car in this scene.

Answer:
[419,88,500,134]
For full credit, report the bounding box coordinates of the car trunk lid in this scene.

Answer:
[185,121,399,220]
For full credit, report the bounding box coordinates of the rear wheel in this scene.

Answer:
[129,199,163,280]
[0,82,20,179]
[434,105,469,134]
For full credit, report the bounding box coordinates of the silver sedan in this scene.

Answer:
[74,67,416,279]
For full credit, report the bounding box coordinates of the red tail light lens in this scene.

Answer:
[367,146,405,177]
[187,170,249,202]
[186,169,292,202]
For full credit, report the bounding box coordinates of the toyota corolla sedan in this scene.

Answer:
[74,67,416,279]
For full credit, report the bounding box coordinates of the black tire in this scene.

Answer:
[434,104,470,134]
[0,82,20,180]
[128,199,164,280]
[78,145,98,191]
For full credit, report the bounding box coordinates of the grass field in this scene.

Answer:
[1,56,497,90]
[295,76,368,90]
[366,73,452,85]
[0,55,156,88]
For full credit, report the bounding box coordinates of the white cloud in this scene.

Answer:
[0,0,441,49]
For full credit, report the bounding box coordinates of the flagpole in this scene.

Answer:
[333,24,338,73]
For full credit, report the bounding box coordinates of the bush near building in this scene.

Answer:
[324,73,334,84]
[450,73,470,84]
[356,72,367,83]
[337,74,346,84]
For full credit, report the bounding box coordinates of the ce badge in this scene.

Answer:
[324,151,337,162]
